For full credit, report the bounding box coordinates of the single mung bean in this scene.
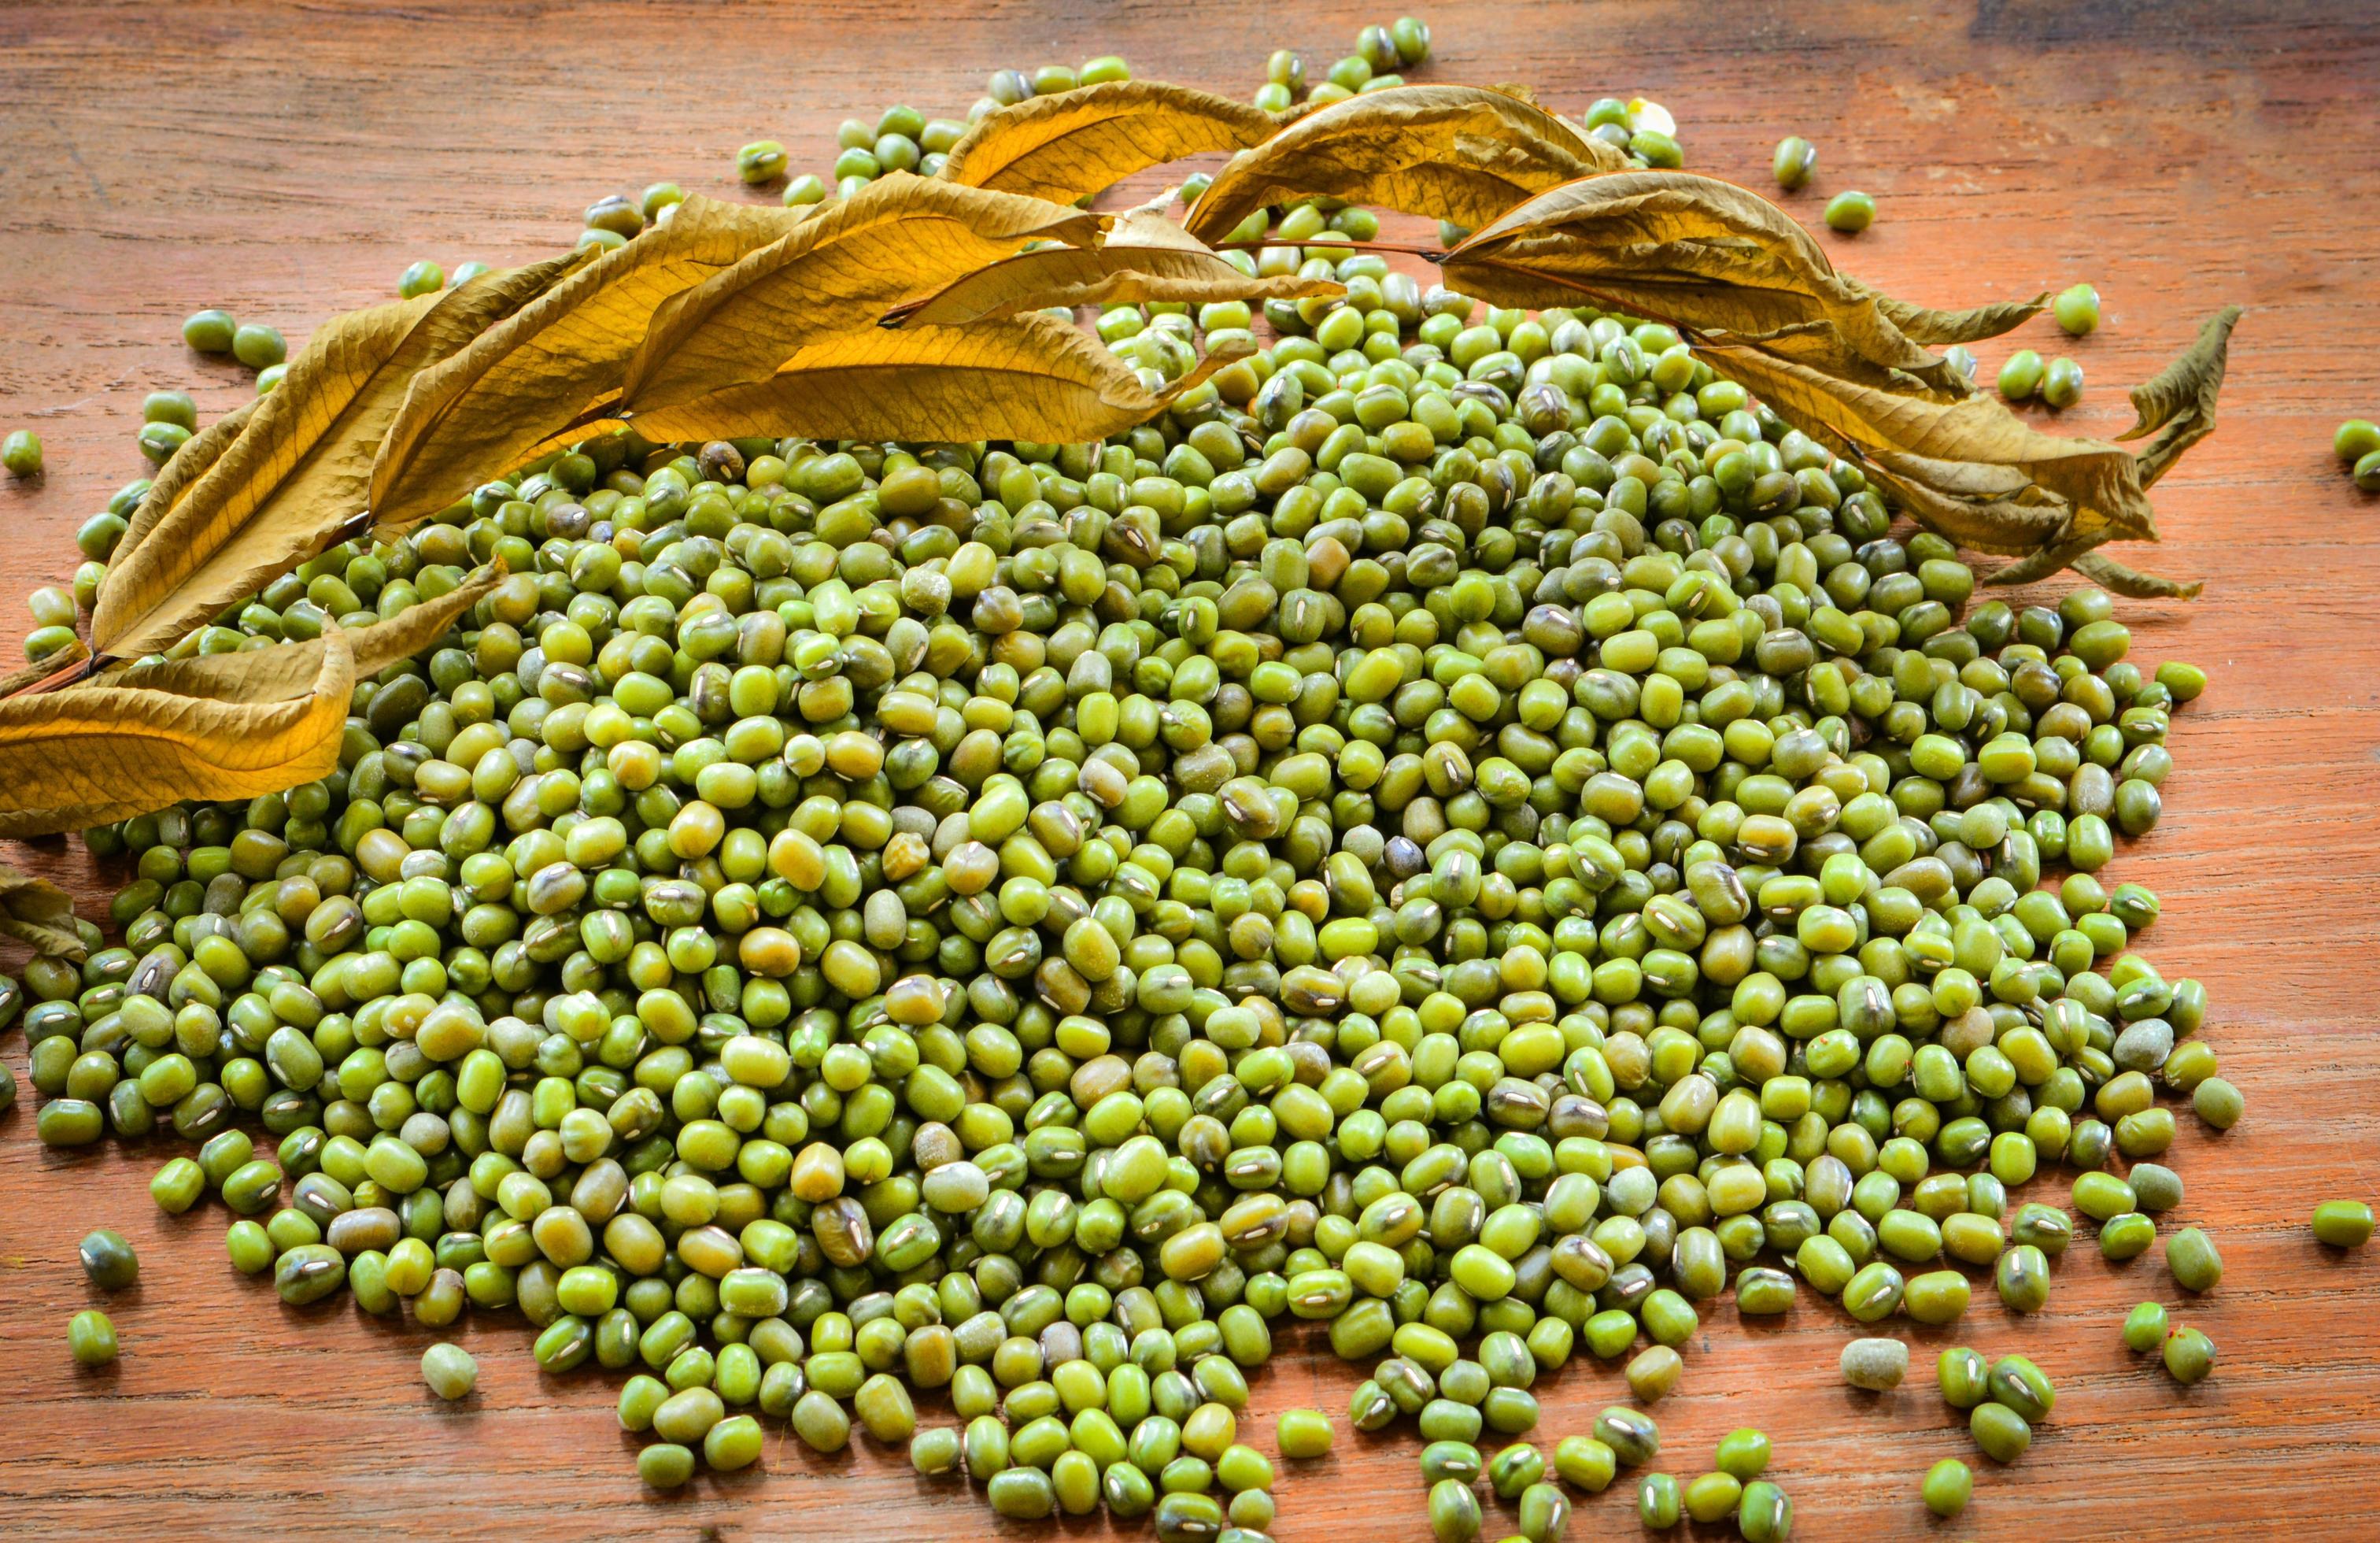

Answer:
[79,1229,139,1290]
[1595,1406,1659,1467]
[2314,1201,2374,1247]
[2162,1326,2216,1385]
[421,1342,478,1400]
[2166,1226,2223,1292]
[1922,1457,1972,1518]
[1713,1429,1770,1480]
[182,308,236,352]
[1,431,40,477]
[2053,283,2101,335]
[1428,1476,1480,1541]
[1999,349,2045,400]
[1276,1408,1332,1458]
[70,1309,119,1367]
[1684,1470,1743,1523]
[1554,1434,1617,1492]
[1986,1356,2054,1423]
[1737,1479,1794,1542]
[2042,356,2085,409]
[638,1442,696,1489]
[1840,1337,1909,1391]
[1639,1471,1682,1528]
[231,324,285,369]
[1938,1348,1988,1410]
[2100,1212,2156,1261]
[1823,191,1874,233]
[1968,1402,2031,1463]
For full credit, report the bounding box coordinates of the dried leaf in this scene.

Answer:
[2118,306,2242,487]
[0,636,89,701]
[1432,168,2156,578]
[118,400,257,561]
[620,176,1102,414]
[370,197,798,533]
[941,82,1282,205]
[109,563,507,702]
[1104,188,1212,251]
[1183,86,1624,246]
[883,193,1339,327]
[624,315,1249,446]
[1980,529,2116,589]
[1439,172,2029,389]
[0,625,354,838]
[885,244,1336,327]
[1708,346,2153,555]
[2073,552,2204,600]
[0,861,86,959]
[91,258,579,665]
[1858,285,2050,347]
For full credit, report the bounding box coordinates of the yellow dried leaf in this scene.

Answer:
[1439,172,2030,388]
[625,315,1249,446]
[1104,191,1212,250]
[91,257,579,665]
[941,81,1281,205]
[369,197,797,533]
[620,176,1101,415]
[0,860,86,960]
[118,400,257,561]
[1183,85,1623,246]
[2118,306,2243,487]
[109,563,506,701]
[882,195,1340,327]
[885,244,1338,327]
[0,625,354,838]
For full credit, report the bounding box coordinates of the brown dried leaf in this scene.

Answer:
[91,257,578,664]
[882,194,1340,327]
[0,625,354,838]
[1980,529,2117,589]
[620,176,1101,414]
[2118,306,2243,487]
[1183,85,1624,246]
[0,636,89,701]
[1853,282,2049,347]
[369,197,797,533]
[1439,172,2031,389]
[2073,553,2204,600]
[0,862,86,960]
[624,315,1249,446]
[941,81,1282,205]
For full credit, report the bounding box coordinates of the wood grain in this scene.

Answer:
[2,1,2378,1537]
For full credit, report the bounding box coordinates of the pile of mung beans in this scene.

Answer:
[13,35,2342,1541]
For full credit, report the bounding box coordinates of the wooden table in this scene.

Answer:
[2,1,2377,1537]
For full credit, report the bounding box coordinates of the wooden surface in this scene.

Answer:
[3,1,2378,1537]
